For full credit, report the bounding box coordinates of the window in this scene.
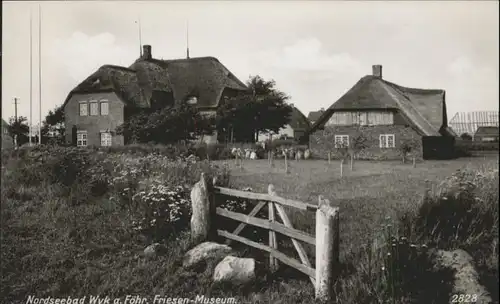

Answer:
[89,101,99,116]
[334,135,349,148]
[77,131,88,147]
[186,96,198,105]
[79,102,88,116]
[379,134,395,148]
[100,132,112,146]
[100,100,109,115]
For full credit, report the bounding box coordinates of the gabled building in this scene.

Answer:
[258,106,311,144]
[307,108,325,125]
[309,65,456,160]
[63,45,247,146]
[474,126,499,142]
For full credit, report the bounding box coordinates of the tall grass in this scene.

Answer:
[1,147,498,303]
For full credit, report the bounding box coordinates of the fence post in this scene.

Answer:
[340,159,344,177]
[350,154,354,171]
[315,196,340,301]
[284,153,289,174]
[268,185,279,272]
[190,173,212,243]
[412,157,416,168]
[328,152,331,164]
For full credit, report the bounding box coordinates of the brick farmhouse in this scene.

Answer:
[308,65,457,160]
[63,45,248,147]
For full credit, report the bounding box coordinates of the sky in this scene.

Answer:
[2,1,499,125]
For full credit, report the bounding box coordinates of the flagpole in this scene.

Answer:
[137,17,142,56]
[38,4,42,145]
[29,8,33,146]
[186,19,190,59]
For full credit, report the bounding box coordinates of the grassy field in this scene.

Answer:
[1,147,498,304]
[218,155,498,254]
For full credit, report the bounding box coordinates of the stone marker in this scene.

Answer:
[213,256,256,285]
[183,242,234,268]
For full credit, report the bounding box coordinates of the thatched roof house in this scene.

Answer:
[309,65,456,160]
[311,74,456,137]
[63,45,248,146]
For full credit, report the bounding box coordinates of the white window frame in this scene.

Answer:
[100,100,109,115]
[186,96,198,105]
[379,134,395,148]
[89,101,99,116]
[77,131,88,147]
[79,102,88,116]
[334,135,349,148]
[100,132,112,146]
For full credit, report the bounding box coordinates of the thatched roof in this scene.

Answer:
[307,110,325,122]
[135,57,248,108]
[63,49,247,110]
[474,126,499,136]
[288,106,311,131]
[311,75,448,136]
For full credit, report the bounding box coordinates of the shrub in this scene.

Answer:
[405,168,499,250]
[131,180,191,241]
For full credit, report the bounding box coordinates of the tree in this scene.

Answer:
[116,103,215,145]
[460,133,472,141]
[41,104,65,145]
[216,75,293,143]
[8,116,30,147]
[398,138,420,163]
[348,132,369,169]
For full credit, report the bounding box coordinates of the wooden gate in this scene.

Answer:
[190,173,340,301]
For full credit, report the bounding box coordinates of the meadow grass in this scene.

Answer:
[215,155,499,303]
[1,147,498,304]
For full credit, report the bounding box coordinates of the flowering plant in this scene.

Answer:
[131,178,191,240]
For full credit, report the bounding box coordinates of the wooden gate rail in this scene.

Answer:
[214,187,318,211]
[190,173,339,301]
[215,207,316,245]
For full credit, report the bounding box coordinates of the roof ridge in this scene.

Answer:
[100,64,136,73]
[379,80,438,135]
[161,56,220,63]
[382,79,444,94]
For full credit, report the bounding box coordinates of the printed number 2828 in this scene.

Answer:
[451,294,478,303]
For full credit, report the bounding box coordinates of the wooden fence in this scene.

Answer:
[190,173,340,301]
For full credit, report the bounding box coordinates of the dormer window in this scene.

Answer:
[186,96,198,105]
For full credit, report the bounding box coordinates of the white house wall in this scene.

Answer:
[258,124,294,142]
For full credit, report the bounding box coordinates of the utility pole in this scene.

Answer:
[14,97,19,123]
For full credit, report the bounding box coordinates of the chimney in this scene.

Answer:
[372,65,382,78]
[320,107,325,111]
[142,45,152,60]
